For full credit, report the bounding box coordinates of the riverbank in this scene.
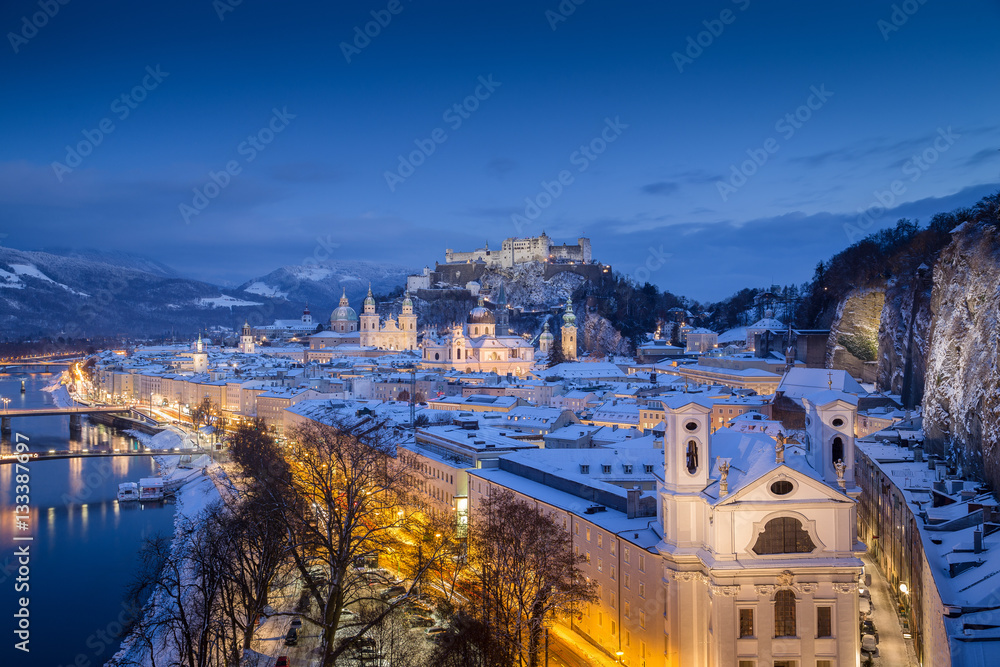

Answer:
[107,453,227,666]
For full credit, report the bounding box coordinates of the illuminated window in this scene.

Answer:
[739,608,754,638]
[774,590,797,637]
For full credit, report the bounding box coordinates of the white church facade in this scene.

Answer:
[470,390,864,667]
[421,297,536,376]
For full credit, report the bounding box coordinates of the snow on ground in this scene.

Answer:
[289,265,332,281]
[42,380,74,407]
[110,454,225,667]
[7,262,90,296]
[197,295,264,309]
[243,281,289,299]
[0,267,25,289]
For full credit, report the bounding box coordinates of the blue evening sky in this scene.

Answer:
[1,0,998,300]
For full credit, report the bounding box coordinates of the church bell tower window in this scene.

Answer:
[685,440,699,474]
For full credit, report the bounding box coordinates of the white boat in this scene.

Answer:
[117,482,139,502]
[139,477,165,502]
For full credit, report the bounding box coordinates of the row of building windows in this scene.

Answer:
[737,598,832,639]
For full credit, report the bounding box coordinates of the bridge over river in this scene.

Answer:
[1,405,161,436]
[0,449,165,464]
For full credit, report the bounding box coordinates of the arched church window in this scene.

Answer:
[774,589,796,637]
[752,517,815,555]
[434,353,439,361]
[685,440,698,474]
[831,437,844,468]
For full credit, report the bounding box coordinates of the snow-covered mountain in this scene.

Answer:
[236,261,416,308]
[0,248,398,338]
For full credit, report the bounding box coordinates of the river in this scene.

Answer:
[0,372,176,667]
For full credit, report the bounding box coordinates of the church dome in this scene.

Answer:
[539,321,554,341]
[363,284,376,307]
[467,297,495,324]
[331,289,358,322]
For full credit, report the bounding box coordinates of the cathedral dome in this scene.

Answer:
[331,290,358,322]
[363,284,376,307]
[467,297,495,324]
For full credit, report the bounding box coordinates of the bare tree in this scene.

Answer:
[469,490,596,667]
[248,417,453,666]
[117,507,234,667]
[215,492,289,656]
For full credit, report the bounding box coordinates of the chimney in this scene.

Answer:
[914,445,924,463]
[974,528,984,554]
[626,488,641,519]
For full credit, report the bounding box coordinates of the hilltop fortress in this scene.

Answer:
[444,233,592,268]
[408,233,607,297]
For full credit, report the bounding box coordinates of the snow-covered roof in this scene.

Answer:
[777,368,865,399]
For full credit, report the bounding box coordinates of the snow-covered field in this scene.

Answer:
[197,295,264,309]
[3,262,90,296]
[242,281,289,299]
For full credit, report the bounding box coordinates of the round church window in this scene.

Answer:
[770,480,794,495]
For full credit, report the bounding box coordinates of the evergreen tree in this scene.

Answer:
[546,329,566,368]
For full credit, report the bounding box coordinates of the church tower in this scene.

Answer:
[192,333,209,373]
[803,389,858,488]
[301,304,313,326]
[239,321,255,354]
[360,284,379,347]
[539,320,554,355]
[494,282,510,335]
[561,298,578,361]
[399,290,417,350]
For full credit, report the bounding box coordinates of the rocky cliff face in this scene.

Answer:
[922,223,1000,483]
[877,267,934,409]
[827,287,884,384]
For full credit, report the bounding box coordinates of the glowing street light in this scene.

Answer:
[899,583,908,595]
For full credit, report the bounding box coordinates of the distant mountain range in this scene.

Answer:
[0,246,414,339]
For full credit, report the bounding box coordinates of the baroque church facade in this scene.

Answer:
[421,296,536,376]
[310,288,418,351]
[654,392,863,666]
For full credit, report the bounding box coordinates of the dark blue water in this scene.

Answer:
[0,372,176,667]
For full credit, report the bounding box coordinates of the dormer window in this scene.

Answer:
[623,465,633,474]
[601,464,612,474]
[644,464,654,474]
[580,464,590,474]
